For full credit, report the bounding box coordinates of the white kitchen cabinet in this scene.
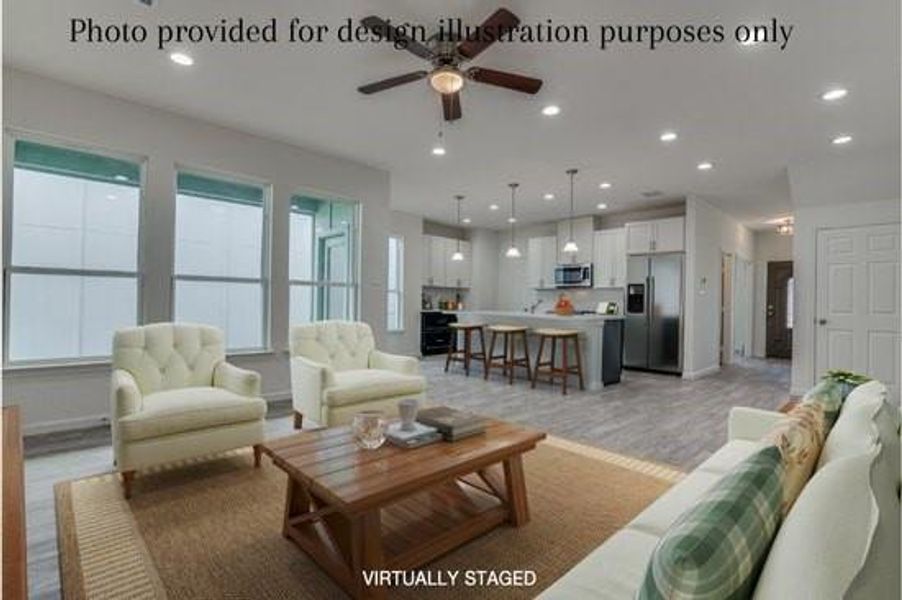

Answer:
[593,228,627,288]
[422,235,471,288]
[556,217,595,264]
[446,240,471,288]
[625,217,685,254]
[527,236,557,289]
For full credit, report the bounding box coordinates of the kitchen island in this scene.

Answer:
[451,310,624,391]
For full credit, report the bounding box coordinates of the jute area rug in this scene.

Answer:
[55,436,683,599]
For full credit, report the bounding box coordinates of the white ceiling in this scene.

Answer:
[4,0,899,229]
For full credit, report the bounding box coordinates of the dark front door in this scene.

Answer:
[766,261,793,359]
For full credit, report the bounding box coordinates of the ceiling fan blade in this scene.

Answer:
[442,92,462,121]
[361,16,434,60]
[467,67,543,94]
[358,71,428,95]
[457,8,520,59]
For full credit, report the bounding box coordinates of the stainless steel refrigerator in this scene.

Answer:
[624,253,684,374]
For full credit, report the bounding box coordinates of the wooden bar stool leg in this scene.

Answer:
[444,330,454,372]
[573,335,585,391]
[485,331,497,380]
[464,329,472,376]
[562,338,569,395]
[521,331,531,382]
[550,338,557,385]
[508,333,515,385]
[532,335,546,388]
[478,327,488,373]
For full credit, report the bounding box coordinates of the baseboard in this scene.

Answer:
[682,364,721,380]
[23,391,293,437]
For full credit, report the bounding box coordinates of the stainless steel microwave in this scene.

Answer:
[554,263,593,288]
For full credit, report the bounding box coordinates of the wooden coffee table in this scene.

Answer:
[262,419,546,599]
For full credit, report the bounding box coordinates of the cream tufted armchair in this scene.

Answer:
[289,321,426,428]
[111,323,267,498]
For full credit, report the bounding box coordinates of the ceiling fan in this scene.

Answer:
[357,8,543,121]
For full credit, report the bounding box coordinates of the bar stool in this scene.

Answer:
[445,323,488,376]
[532,329,585,395]
[485,325,532,384]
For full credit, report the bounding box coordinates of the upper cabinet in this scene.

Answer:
[527,236,557,289]
[593,228,627,288]
[556,216,595,264]
[625,216,685,254]
[422,235,471,288]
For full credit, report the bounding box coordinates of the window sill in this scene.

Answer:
[3,348,283,374]
[387,329,406,335]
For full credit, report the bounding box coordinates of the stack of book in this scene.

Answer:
[416,406,486,442]
[385,422,442,448]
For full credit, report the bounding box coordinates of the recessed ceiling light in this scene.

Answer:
[543,193,555,200]
[599,182,612,189]
[832,135,853,145]
[596,203,608,210]
[431,145,446,156]
[169,52,194,66]
[697,161,714,171]
[660,131,678,142]
[821,88,848,102]
[489,203,499,211]
[462,217,471,224]
[541,105,561,116]
[507,217,517,224]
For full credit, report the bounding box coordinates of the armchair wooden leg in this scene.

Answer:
[293,411,304,430]
[253,444,263,468]
[121,471,135,500]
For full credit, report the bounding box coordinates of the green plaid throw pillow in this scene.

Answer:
[638,446,784,600]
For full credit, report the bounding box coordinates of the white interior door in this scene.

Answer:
[816,224,900,398]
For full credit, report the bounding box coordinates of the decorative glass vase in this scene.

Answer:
[353,411,386,450]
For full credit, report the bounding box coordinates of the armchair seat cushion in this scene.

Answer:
[118,387,266,442]
[323,369,426,408]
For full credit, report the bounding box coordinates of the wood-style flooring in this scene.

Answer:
[20,357,789,599]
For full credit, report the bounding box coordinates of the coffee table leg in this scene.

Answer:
[351,510,385,600]
[503,455,530,526]
[283,477,311,538]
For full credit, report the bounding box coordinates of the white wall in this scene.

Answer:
[786,145,901,395]
[467,228,499,310]
[752,231,793,357]
[2,68,407,433]
[684,196,755,378]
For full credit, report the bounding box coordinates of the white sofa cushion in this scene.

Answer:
[118,387,266,442]
[695,439,761,475]
[818,380,887,467]
[113,323,224,395]
[290,321,374,371]
[323,369,426,407]
[538,529,661,599]
[629,470,722,537]
[753,451,878,600]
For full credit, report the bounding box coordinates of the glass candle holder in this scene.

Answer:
[353,411,386,450]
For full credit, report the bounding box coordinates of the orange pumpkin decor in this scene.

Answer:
[554,293,574,315]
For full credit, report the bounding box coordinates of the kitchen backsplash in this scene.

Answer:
[534,288,624,313]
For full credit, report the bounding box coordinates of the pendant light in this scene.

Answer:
[505,183,521,258]
[562,168,579,255]
[451,194,465,261]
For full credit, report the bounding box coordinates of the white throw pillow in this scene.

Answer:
[818,381,886,468]
[753,451,879,600]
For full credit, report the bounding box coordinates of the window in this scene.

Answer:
[173,172,268,350]
[387,236,404,331]
[6,140,142,363]
[289,195,358,324]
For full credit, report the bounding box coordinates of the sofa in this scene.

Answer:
[289,321,427,427]
[111,323,267,498]
[540,380,900,599]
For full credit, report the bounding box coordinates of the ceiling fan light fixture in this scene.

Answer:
[430,67,465,95]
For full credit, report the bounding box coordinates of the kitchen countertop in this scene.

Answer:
[449,310,623,322]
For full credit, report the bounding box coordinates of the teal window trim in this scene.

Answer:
[177,172,264,206]
[13,140,141,187]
